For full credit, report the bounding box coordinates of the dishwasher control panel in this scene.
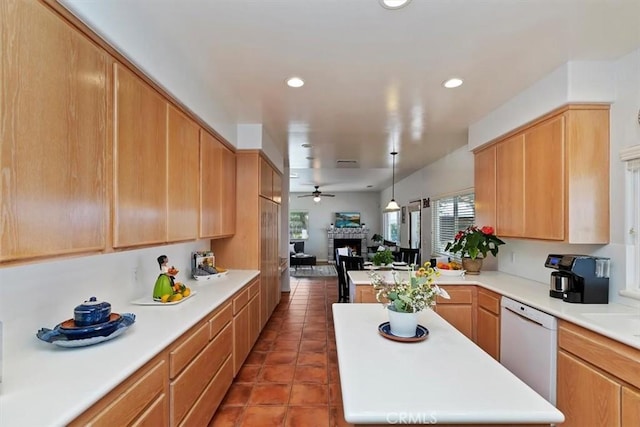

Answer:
[501,297,558,330]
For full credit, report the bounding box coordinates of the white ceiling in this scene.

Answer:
[61,0,640,194]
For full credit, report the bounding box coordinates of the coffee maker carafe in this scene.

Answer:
[544,254,610,304]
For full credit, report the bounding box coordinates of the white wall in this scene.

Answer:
[380,146,475,260]
[289,192,381,262]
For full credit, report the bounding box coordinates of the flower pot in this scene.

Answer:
[462,257,483,275]
[387,307,420,337]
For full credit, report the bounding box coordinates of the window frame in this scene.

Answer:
[383,210,400,243]
[289,210,309,240]
[620,145,640,299]
[430,189,475,261]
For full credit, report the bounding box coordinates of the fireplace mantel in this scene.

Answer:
[328,227,368,262]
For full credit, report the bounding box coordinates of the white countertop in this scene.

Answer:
[0,270,259,427]
[332,304,565,425]
[348,270,640,350]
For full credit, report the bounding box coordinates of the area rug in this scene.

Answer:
[290,264,338,278]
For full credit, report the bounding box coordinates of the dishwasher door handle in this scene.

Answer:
[503,306,544,327]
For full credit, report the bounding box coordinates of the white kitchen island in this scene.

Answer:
[332,303,564,425]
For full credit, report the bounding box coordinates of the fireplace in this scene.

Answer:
[327,227,368,262]
[334,238,362,256]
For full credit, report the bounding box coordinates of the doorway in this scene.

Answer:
[408,202,421,249]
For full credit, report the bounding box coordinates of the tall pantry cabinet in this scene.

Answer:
[210,152,281,328]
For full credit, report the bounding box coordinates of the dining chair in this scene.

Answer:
[399,248,420,266]
[340,255,365,303]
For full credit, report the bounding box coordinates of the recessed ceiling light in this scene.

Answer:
[286,77,304,88]
[301,143,312,148]
[443,78,464,89]
[379,0,411,10]
[306,156,315,160]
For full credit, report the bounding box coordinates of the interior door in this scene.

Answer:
[408,203,421,249]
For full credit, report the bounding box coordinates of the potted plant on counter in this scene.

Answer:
[369,263,449,337]
[371,248,394,267]
[444,225,505,274]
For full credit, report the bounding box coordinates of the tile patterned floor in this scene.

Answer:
[209,277,353,427]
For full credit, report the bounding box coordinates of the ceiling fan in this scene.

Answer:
[298,185,335,202]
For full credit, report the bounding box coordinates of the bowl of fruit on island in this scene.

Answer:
[436,260,465,276]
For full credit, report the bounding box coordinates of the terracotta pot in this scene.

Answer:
[462,257,483,275]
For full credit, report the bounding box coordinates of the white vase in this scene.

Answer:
[387,307,420,337]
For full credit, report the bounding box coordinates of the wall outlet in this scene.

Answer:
[131,267,138,285]
[511,251,516,263]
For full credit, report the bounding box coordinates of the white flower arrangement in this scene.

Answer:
[369,262,450,313]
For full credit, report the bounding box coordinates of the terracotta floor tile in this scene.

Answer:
[221,383,253,406]
[208,405,244,426]
[290,383,329,406]
[294,365,328,383]
[260,329,279,341]
[240,406,286,427]
[299,340,327,352]
[236,365,261,383]
[328,363,341,383]
[252,339,274,352]
[285,406,330,427]
[330,405,354,427]
[303,323,327,332]
[297,352,327,367]
[329,382,342,405]
[305,315,327,324]
[277,330,303,341]
[259,364,296,383]
[271,339,300,351]
[264,351,298,365]
[245,350,268,365]
[248,383,291,405]
[302,330,328,341]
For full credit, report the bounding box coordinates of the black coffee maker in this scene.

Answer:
[544,254,610,304]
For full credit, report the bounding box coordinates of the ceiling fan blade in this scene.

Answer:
[323,194,336,197]
[297,194,314,198]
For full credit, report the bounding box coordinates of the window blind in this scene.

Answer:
[431,192,475,260]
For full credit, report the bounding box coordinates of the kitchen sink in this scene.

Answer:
[581,312,640,336]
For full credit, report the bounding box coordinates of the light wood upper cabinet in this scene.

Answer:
[496,134,524,237]
[259,156,274,200]
[474,145,496,228]
[0,0,110,261]
[474,105,610,243]
[167,105,199,241]
[272,170,282,204]
[523,114,565,240]
[113,64,167,247]
[199,130,222,238]
[220,145,236,236]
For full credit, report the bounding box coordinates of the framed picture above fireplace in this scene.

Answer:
[335,212,361,228]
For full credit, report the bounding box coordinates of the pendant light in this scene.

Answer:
[385,151,401,211]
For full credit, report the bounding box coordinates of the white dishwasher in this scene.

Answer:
[500,297,558,405]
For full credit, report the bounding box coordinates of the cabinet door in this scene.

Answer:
[523,115,565,240]
[622,386,640,427]
[496,134,524,237]
[1,0,110,260]
[220,145,236,236]
[272,170,282,204]
[435,304,474,340]
[232,304,250,376]
[557,350,621,427]
[259,157,273,199]
[474,146,496,228]
[167,105,199,241]
[114,64,167,247]
[248,292,261,347]
[199,130,222,238]
[476,307,500,360]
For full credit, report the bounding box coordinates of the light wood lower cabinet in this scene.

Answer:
[476,288,501,360]
[558,320,640,427]
[622,386,640,427]
[68,354,169,427]
[435,285,476,341]
[70,279,263,426]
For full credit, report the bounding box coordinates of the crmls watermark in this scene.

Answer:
[386,412,438,424]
